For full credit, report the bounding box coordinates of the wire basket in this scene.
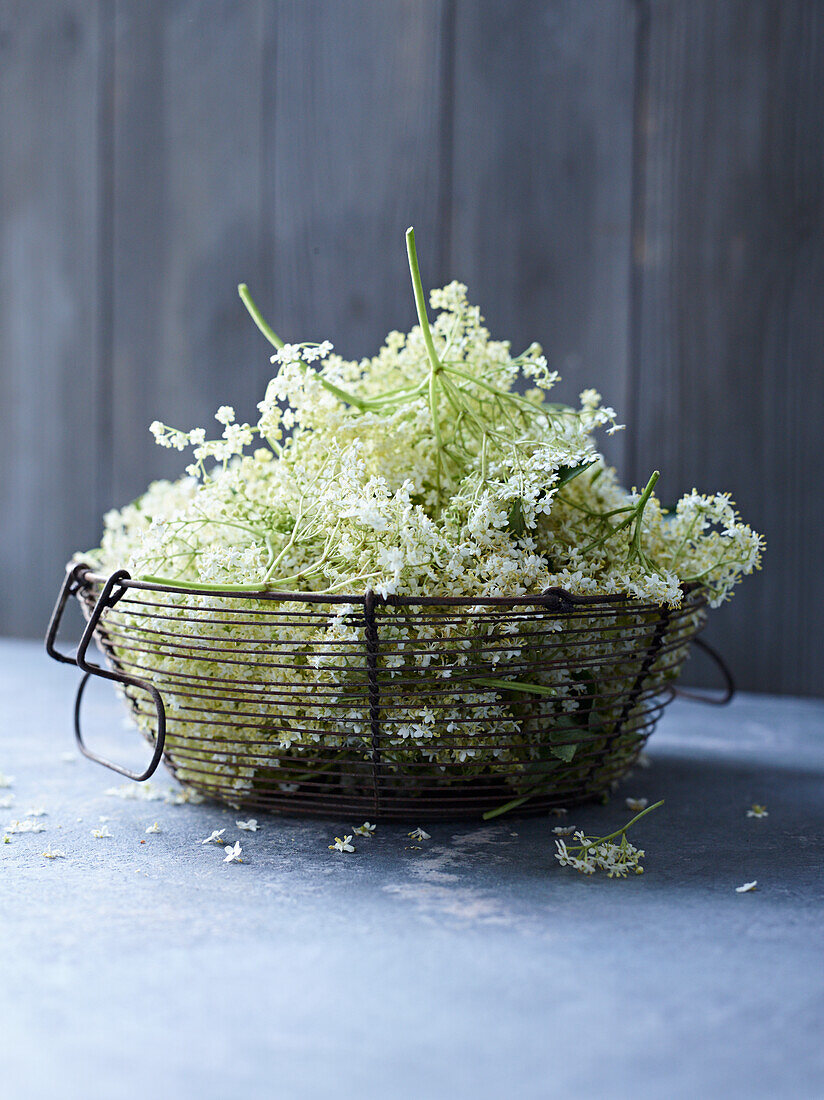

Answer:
[46,563,729,820]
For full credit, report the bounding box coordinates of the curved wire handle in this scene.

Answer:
[674,636,736,705]
[45,566,167,781]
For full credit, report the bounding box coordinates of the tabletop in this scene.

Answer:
[1,637,822,1100]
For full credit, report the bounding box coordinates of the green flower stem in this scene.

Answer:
[472,677,556,696]
[482,788,543,820]
[239,283,368,411]
[405,227,443,378]
[579,469,661,557]
[576,799,664,850]
[238,283,284,349]
[139,575,273,593]
[628,470,660,560]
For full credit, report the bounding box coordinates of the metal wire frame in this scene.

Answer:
[46,562,722,820]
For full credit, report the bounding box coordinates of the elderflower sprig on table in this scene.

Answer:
[554,800,663,877]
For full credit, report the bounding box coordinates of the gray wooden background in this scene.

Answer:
[1,0,822,695]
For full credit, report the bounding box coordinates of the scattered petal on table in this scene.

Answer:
[329,835,355,853]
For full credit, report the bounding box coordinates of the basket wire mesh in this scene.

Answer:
[46,564,717,820]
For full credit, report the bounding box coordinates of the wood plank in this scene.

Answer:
[630,0,824,694]
[264,0,449,357]
[449,0,638,470]
[110,0,269,510]
[0,0,106,636]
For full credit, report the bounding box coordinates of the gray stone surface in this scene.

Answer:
[1,638,822,1100]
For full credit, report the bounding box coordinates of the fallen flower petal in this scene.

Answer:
[736,880,758,893]
[224,841,243,863]
[328,835,355,853]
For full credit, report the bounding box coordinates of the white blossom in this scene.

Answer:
[145,822,161,834]
[353,822,376,837]
[736,881,758,893]
[91,826,113,839]
[236,819,259,832]
[408,827,430,841]
[201,829,226,845]
[5,819,47,834]
[328,835,355,853]
[42,845,66,859]
[746,805,768,819]
[224,841,243,863]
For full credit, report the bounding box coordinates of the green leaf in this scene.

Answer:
[507,498,526,537]
[549,713,584,762]
[550,742,577,763]
[556,460,596,488]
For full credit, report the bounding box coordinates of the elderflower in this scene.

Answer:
[91,826,113,839]
[353,822,376,837]
[625,797,648,812]
[201,829,225,845]
[747,804,768,819]
[42,845,66,859]
[145,823,161,834]
[328,835,355,853]
[736,881,757,893]
[0,773,14,788]
[555,800,661,877]
[236,819,259,831]
[408,827,430,841]
[6,820,47,834]
[224,841,243,863]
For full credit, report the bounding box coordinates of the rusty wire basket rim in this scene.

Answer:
[74,564,701,609]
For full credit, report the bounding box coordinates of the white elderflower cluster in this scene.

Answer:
[81,232,763,806]
[554,800,662,877]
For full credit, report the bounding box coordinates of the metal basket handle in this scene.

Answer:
[45,566,167,781]
[674,636,736,705]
